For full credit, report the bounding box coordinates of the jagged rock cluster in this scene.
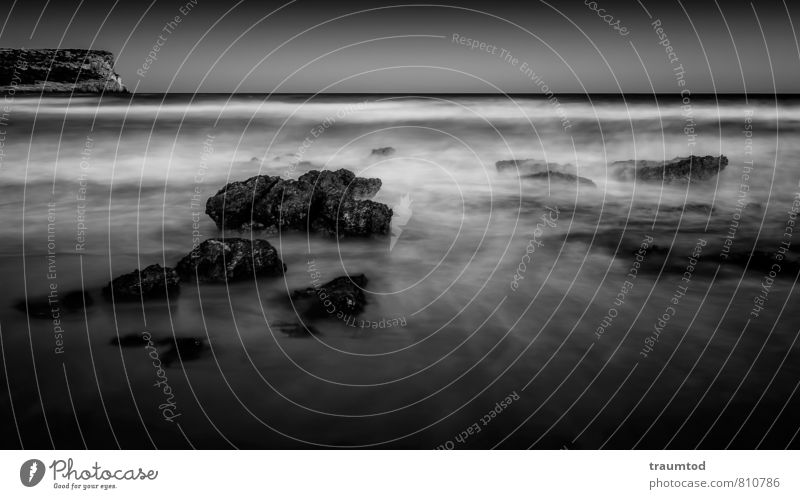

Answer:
[102,169,384,322]
[103,238,285,300]
[205,169,392,236]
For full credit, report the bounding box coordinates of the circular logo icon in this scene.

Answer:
[20,459,45,487]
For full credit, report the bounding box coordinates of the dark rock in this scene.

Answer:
[111,333,150,347]
[717,250,800,276]
[314,198,394,237]
[299,169,382,200]
[103,264,180,301]
[660,203,714,214]
[371,147,395,156]
[176,238,285,282]
[612,155,728,183]
[62,290,94,310]
[586,236,800,279]
[111,333,207,367]
[272,321,321,337]
[205,168,392,236]
[302,171,387,236]
[292,274,368,316]
[13,298,53,318]
[496,159,574,174]
[161,337,207,367]
[522,171,596,187]
[0,48,126,93]
[205,175,281,230]
[261,177,317,231]
[14,289,94,318]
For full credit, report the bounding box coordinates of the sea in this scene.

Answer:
[1,93,799,449]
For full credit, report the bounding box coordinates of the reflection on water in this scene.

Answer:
[1,94,799,449]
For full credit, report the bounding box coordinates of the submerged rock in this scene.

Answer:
[103,264,180,301]
[660,202,714,215]
[272,321,321,337]
[14,300,51,318]
[582,235,800,279]
[62,290,94,310]
[496,158,592,186]
[496,159,575,175]
[161,337,207,367]
[14,289,94,318]
[111,333,207,367]
[292,274,368,316]
[522,171,596,187]
[176,238,286,282]
[612,155,728,183]
[715,249,800,276]
[110,333,150,347]
[371,146,396,156]
[205,168,392,236]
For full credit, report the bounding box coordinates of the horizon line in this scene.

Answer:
[122,92,800,96]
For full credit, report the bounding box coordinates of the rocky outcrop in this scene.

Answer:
[612,155,728,183]
[496,159,574,175]
[103,264,180,301]
[371,147,395,156]
[522,171,596,187]
[292,274,368,317]
[176,238,285,282]
[0,48,126,93]
[205,169,392,237]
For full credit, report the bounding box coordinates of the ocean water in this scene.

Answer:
[1,94,799,449]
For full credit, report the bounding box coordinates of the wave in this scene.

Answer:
[6,95,800,125]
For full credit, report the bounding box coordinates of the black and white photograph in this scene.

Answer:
[1,0,799,495]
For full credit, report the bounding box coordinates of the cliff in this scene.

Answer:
[0,48,126,93]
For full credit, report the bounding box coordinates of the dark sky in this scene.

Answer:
[0,0,797,93]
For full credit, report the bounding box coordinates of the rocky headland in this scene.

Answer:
[0,48,126,93]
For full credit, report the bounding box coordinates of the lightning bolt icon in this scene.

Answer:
[28,461,37,483]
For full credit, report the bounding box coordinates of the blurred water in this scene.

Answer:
[1,94,799,449]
